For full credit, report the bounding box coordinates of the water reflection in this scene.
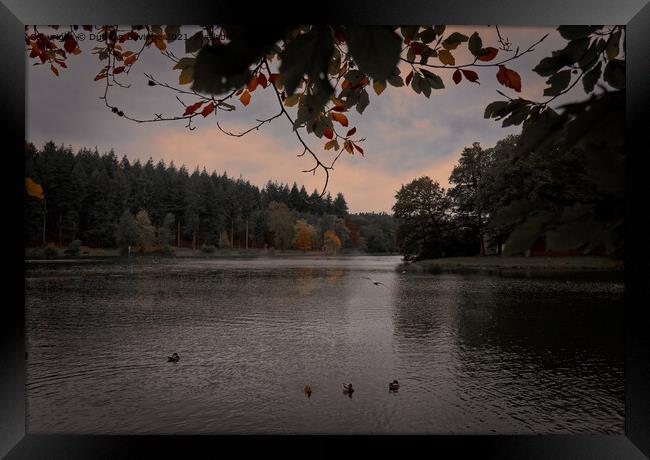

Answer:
[26,257,623,434]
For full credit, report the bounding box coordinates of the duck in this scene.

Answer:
[342,383,354,395]
[167,352,180,363]
[304,385,312,398]
[389,380,400,391]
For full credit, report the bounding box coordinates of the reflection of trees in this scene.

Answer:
[454,275,624,366]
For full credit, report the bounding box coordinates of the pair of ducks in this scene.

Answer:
[303,380,400,398]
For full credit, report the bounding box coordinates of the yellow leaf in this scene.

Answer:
[372,80,386,95]
[324,140,338,151]
[179,66,193,85]
[154,37,167,51]
[25,177,44,199]
[284,94,300,107]
[240,90,251,106]
[438,49,455,66]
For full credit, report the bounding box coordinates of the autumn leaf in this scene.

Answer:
[94,72,106,81]
[284,94,300,107]
[25,177,44,199]
[50,64,59,76]
[453,69,462,84]
[183,100,205,116]
[113,66,125,74]
[154,36,167,51]
[346,127,357,137]
[124,54,137,65]
[201,102,215,117]
[477,47,498,62]
[257,73,268,88]
[323,127,334,139]
[63,34,77,53]
[344,140,354,154]
[405,70,414,86]
[72,47,82,55]
[239,90,251,106]
[179,66,193,85]
[438,49,455,66]
[247,75,259,92]
[324,139,338,150]
[269,73,280,83]
[496,65,521,92]
[332,112,349,127]
[373,80,386,95]
[461,69,479,83]
[353,143,364,155]
[332,105,346,112]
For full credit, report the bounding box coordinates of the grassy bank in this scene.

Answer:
[401,256,624,274]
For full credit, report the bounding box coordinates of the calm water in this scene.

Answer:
[25,256,624,434]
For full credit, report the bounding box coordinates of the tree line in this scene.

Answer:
[25,141,396,254]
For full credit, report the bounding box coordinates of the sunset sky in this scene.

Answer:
[27,25,605,213]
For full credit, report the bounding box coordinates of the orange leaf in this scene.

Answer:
[478,47,498,62]
[405,70,414,86]
[25,177,44,199]
[438,49,455,66]
[453,69,462,84]
[323,127,334,139]
[461,69,479,83]
[50,64,59,76]
[154,37,167,51]
[269,73,280,83]
[124,54,137,65]
[247,75,259,92]
[240,90,251,106]
[94,72,106,81]
[183,100,204,116]
[72,47,82,55]
[346,127,356,137]
[331,112,348,127]
[201,102,215,117]
[496,65,521,92]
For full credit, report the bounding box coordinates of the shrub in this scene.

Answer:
[64,239,82,255]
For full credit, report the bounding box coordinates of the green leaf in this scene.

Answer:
[420,69,444,89]
[533,57,564,77]
[165,25,181,42]
[411,72,422,94]
[346,26,402,83]
[484,100,510,119]
[185,31,204,53]
[442,32,469,50]
[543,69,571,96]
[356,89,370,114]
[582,61,602,93]
[603,59,625,89]
[419,27,436,44]
[557,25,599,40]
[387,75,404,87]
[468,32,482,56]
[420,78,432,98]
[606,29,621,60]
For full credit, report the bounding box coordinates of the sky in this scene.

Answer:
[26,25,606,213]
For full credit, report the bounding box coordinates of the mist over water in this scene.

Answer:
[25,256,624,434]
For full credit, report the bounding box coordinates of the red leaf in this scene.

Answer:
[453,69,462,85]
[183,100,205,116]
[201,102,215,117]
[268,73,280,83]
[257,73,268,88]
[334,27,345,44]
[346,127,356,137]
[235,89,243,96]
[63,34,77,54]
[323,127,334,139]
[94,73,106,81]
[461,69,479,82]
[353,143,364,155]
[496,65,521,92]
[239,90,251,106]
[405,70,414,86]
[332,105,346,112]
[478,47,498,62]
[409,42,424,55]
[50,64,59,76]
[247,75,259,92]
[113,66,125,74]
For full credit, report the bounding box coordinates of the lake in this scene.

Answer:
[25,256,624,434]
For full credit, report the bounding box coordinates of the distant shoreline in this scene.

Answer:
[401,256,624,274]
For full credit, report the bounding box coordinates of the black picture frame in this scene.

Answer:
[2,1,648,458]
